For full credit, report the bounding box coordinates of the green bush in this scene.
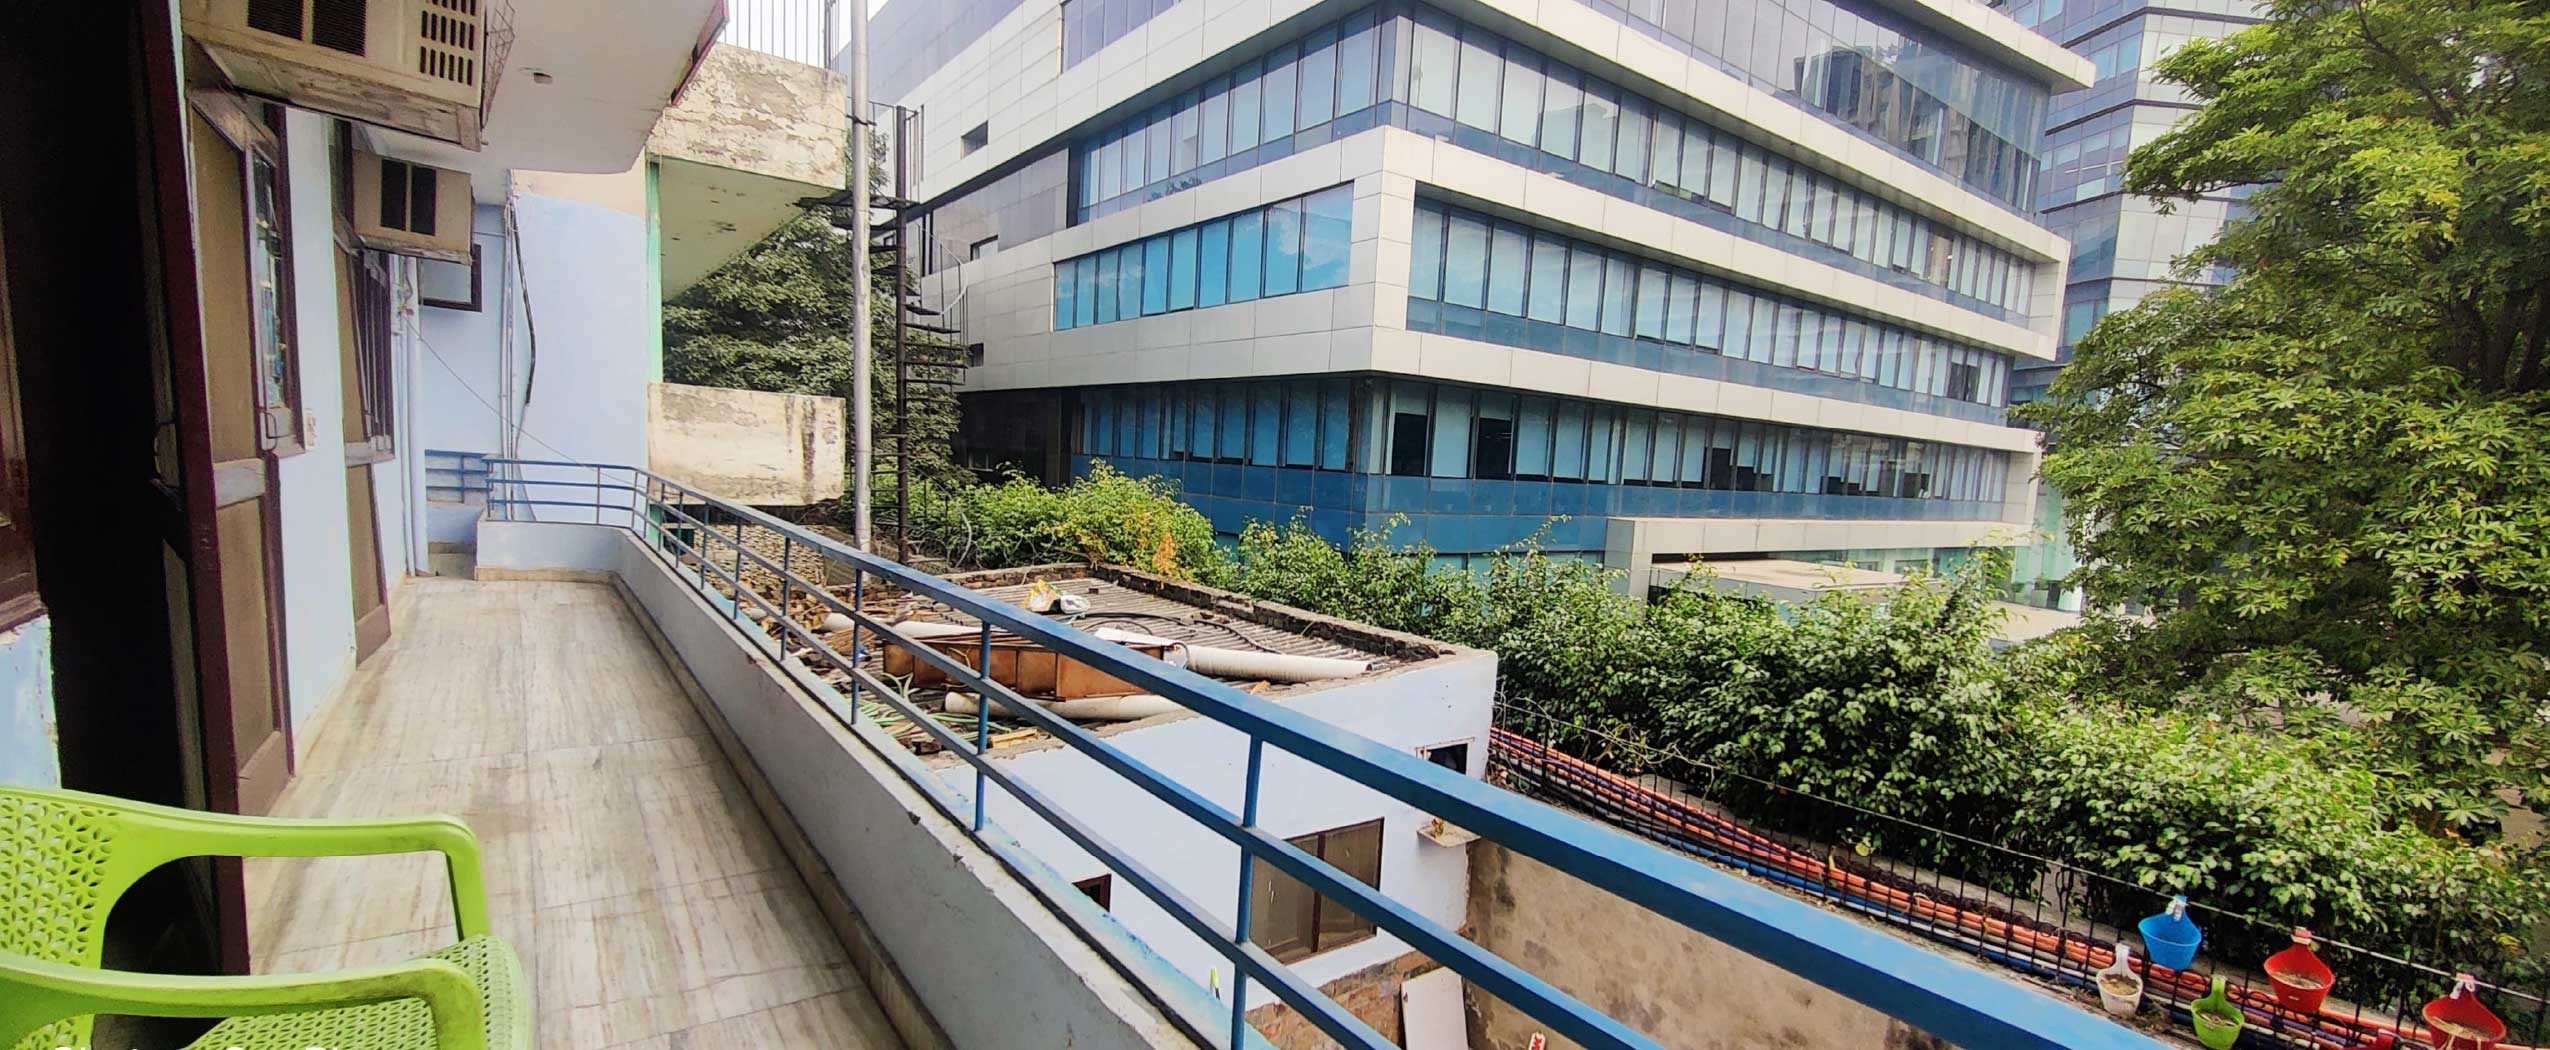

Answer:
[908,463,1228,581]
[906,467,2549,987]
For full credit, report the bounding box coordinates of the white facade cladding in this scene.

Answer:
[879,0,2080,581]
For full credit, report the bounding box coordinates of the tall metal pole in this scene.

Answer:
[848,0,874,551]
[892,104,911,564]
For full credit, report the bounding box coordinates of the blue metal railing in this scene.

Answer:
[483,457,2169,1050]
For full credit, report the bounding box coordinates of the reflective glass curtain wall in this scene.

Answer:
[1069,2,2041,318]
[1053,186,1355,330]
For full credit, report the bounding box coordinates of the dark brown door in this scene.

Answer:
[338,249,391,659]
[184,99,295,819]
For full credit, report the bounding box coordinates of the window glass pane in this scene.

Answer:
[1679,418,1709,484]
[1301,185,1353,290]
[1600,255,1635,337]
[1430,390,1471,478]
[1554,400,1588,479]
[1538,63,1580,160]
[1285,381,1318,467]
[1319,379,1350,470]
[1313,822,1383,950]
[1192,388,1217,458]
[1169,228,1199,310]
[1199,219,1231,306]
[1622,413,1651,482]
[1147,105,1171,189]
[1650,110,1682,190]
[1221,387,1248,460]
[1095,248,1121,323]
[1200,76,1230,162]
[1174,90,1201,173]
[1230,210,1265,301]
[1261,42,1298,142]
[1526,233,1566,324]
[1143,236,1171,315]
[1230,60,1263,152]
[1564,247,1601,330]
[1486,223,1527,316]
[1076,256,1099,327]
[1455,28,1501,131]
[1410,11,1459,116]
[1707,133,1739,207]
[1337,10,1379,114]
[1665,273,1696,344]
[1251,385,1281,466]
[1297,24,1338,127]
[1498,47,1541,147]
[1735,145,1766,222]
[1721,288,1752,354]
[1634,264,1667,340]
[1579,79,1620,173]
[1055,258,1078,329]
[1681,123,1710,199]
[1388,384,1429,476]
[1443,213,1489,309]
[1617,96,1651,183]
[1587,407,1617,482]
[1264,198,1304,296]
[1515,398,1552,477]
[1693,279,1723,349]
[1409,203,1445,300]
[1650,413,1678,481]
[1247,854,1318,962]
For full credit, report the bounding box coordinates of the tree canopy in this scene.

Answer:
[2020,0,2550,830]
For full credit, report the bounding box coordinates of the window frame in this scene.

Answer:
[1248,818,1386,964]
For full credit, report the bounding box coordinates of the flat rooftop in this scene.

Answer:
[1654,558,2084,644]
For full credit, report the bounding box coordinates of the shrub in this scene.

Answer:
[907,463,1228,581]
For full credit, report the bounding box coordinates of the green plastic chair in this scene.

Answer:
[0,785,528,1050]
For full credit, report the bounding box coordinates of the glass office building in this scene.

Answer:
[876,0,2087,585]
[2006,0,2255,607]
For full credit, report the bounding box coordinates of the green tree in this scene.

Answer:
[663,147,964,497]
[2020,0,2550,830]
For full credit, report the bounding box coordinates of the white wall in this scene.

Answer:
[0,617,58,788]
[275,108,362,733]
[942,651,1497,1007]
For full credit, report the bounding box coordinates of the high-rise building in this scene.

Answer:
[2004,0,2256,608]
[879,0,2092,590]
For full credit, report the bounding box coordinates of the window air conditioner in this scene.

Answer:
[350,150,473,263]
[182,0,488,149]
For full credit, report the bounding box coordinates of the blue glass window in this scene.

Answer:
[1260,41,1298,144]
[1319,380,1350,471]
[1230,210,1265,300]
[1191,389,1217,459]
[1076,256,1099,328]
[1199,219,1231,307]
[1515,397,1552,478]
[1219,387,1247,462]
[1200,75,1230,163]
[1430,388,1471,478]
[1301,185,1352,290]
[1142,236,1172,315]
[1443,213,1488,309]
[1563,246,1601,331]
[1250,385,1281,466]
[1118,243,1144,320]
[1665,273,1696,345]
[1580,79,1620,174]
[1409,203,1445,300]
[1169,228,1199,311]
[1284,381,1318,467]
[1337,10,1378,114]
[1409,9,1458,117]
[1498,46,1541,148]
[1486,223,1527,316]
[1455,26,1501,131]
[1599,255,1635,338]
[1094,249,1121,324]
[1634,263,1667,341]
[1538,63,1580,162]
[1553,400,1587,480]
[1297,24,1337,128]
[1229,59,1263,153]
[1263,198,1302,296]
[1055,257,1079,330]
[1526,233,1565,324]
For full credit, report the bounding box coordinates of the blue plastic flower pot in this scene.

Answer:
[2140,899,2203,971]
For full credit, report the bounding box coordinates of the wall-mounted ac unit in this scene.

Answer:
[351,151,473,262]
[182,0,488,149]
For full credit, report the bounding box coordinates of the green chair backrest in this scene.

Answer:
[1,788,174,1050]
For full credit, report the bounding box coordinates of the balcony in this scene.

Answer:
[244,575,904,1048]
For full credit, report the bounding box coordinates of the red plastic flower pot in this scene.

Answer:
[2424,975,2507,1050]
[2263,928,2335,1015]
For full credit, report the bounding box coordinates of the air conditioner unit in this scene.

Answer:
[351,151,473,262]
[182,0,488,149]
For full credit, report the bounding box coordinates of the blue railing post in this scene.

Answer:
[592,465,603,525]
[849,567,865,721]
[1229,737,1266,1050]
[975,620,993,831]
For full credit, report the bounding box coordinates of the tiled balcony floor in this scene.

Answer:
[245,577,903,1049]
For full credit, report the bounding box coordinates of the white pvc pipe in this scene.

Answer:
[891,619,977,641]
[944,692,1183,722]
[1179,644,1370,683]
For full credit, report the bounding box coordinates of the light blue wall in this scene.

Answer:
[278,109,360,734]
[0,617,59,788]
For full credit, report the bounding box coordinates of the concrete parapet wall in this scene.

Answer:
[647,382,847,505]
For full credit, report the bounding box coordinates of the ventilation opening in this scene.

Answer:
[309,0,369,54]
[245,0,304,40]
[961,122,990,155]
[378,158,439,236]
[416,2,481,87]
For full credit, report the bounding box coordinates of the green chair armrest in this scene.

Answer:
[5,786,490,940]
[0,950,486,1050]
